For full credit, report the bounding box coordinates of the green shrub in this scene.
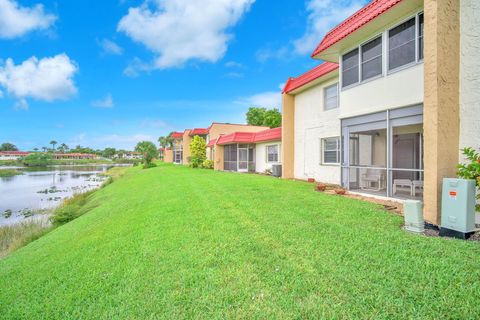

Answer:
[0,169,22,178]
[50,190,95,226]
[202,159,214,169]
[458,147,480,211]
[23,153,53,167]
[189,136,207,168]
[143,162,157,169]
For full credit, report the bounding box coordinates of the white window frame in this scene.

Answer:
[339,10,424,90]
[324,83,339,110]
[266,144,280,163]
[321,137,341,165]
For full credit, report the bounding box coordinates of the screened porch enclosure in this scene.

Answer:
[173,149,183,164]
[223,144,255,172]
[341,105,423,199]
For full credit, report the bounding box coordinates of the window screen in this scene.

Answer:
[361,36,382,80]
[418,13,424,60]
[342,48,359,87]
[388,17,416,70]
[266,145,279,162]
[322,137,340,164]
[324,83,338,110]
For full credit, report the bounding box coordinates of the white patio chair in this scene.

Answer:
[393,179,412,195]
[412,180,424,197]
[361,169,386,191]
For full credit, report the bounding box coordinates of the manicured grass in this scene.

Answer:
[1,164,479,319]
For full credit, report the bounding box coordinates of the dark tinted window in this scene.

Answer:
[361,36,382,80]
[342,48,359,87]
[388,17,416,70]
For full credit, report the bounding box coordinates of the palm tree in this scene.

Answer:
[58,143,69,153]
[50,140,57,151]
[33,148,39,152]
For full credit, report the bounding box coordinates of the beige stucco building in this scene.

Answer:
[204,123,269,170]
[282,0,479,225]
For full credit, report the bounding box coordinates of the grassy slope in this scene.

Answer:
[1,164,479,319]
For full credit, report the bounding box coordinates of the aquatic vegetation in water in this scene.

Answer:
[3,210,12,218]
[0,169,23,178]
[21,209,35,218]
[36,186,67,194]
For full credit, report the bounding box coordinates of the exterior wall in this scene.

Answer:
[423,0,460,224]
[459,0,480,159]
[214,145,224,171]
[164,149,173,163]
[207,123,269,171]
[182,130,192,164]
[0,155,23,160]
[281,94,295,179]
[293,78,341,184]
[340,64,424,118]
[255,141,281,174]
[207,123,269,142]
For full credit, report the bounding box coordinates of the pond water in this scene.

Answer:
[0,165,120,226]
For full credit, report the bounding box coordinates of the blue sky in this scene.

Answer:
[0,0,366,150]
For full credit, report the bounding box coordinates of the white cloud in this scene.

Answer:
[91,93,114,108]
[224,61,243,68]
[118,0,254,70]
[224,72,244,79]
[237,91,281,108]
[123,57,150,77]
[14,98,28,111]
[293,0,365,55]
[140,119,168,128]
[0,53,78,108]
[0,0,56,39]
[98,38,123,55]
[255,0,365,62]
[255,46,289,63]
[96,133,156,149]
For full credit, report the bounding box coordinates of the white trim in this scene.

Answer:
[320,136,341,165]
[265,143,280,163]
[340,9,424,91]
[323,82,339,110]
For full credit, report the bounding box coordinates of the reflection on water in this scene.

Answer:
[0,165,122,226]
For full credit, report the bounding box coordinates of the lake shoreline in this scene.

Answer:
[0,166,130,258]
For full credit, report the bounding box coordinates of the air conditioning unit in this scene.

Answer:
[271,164,282,177]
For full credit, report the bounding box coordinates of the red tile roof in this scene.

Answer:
[189,128,209,136]
[217,132,256,145]
[253,127,282,143]
[54,153,96,157]
[170,132,183,139]
[283,62,338,93]
[207,138,217,147]
[311,0,403,58]
[216,127,282,145]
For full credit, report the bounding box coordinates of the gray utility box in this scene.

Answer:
[439,178,477,239]
[404,200,424,233]
[271,164,282,178]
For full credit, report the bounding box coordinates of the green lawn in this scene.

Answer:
[1,164,480,319]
